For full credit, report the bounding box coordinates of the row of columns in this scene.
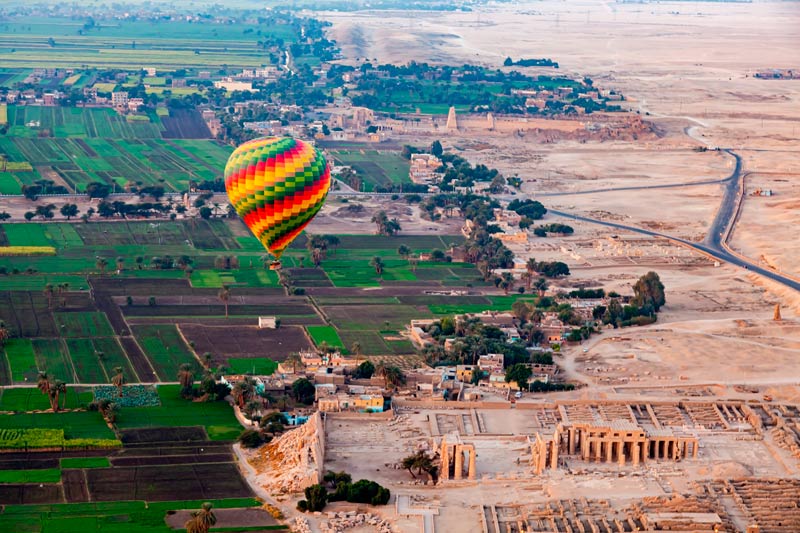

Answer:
[440,438,477,481]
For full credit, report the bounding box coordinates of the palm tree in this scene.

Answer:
[534,277,549,297]
[526,258,538,278]
[58,282,69,308]
[370,256,385,278]
[191,502,217,533]
[0,321,9,348]
[350,342,362,361]
[95,256,109,275]
[37,372,51,396]
[135,256,144,270]
[499,272,514,295]
[111,367,125,397]
[285,352,303,373]
[49,380,66,412]
[43,283,54,309]
[178,363,194,397]
[115,256,125,273]
[218,285,231,318]
[383,365,406,389]
[312,247,322,267]
[521,271,533,291]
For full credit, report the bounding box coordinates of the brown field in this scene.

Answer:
[178,324,313,364]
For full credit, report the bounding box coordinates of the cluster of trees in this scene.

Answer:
[593,272,665,328]
[298,471,391,512]
[508,199,547,220]
[533,223,574,237]
[35,372,68,412]
[503,57,559,68]
[371,211,401,236]
[21,179,69,200]
[303,234,340,267]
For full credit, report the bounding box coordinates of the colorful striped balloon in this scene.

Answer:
[224,137,330,265]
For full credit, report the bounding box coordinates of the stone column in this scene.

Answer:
[467,446,476,480]
[606,439,613,463]
[569,427,576,455]
[618,441,626,466]
[595,438,603,461]
[632,442,640,466]
[692,439,698,458]
[550,441,558,470]
[454,445,464,480]
[579,429,587,457]
[440,440,450,481]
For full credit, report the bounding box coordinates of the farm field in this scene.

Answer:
[328,149,411,191]
[0,16,297,69]
[306,325,346,351]
[131,325,198,381]
[0,108,229,193]
[227,357,277,375]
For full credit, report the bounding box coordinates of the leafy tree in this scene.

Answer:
[431,139,443,157]
[199,206,213,219]
[504,56,514,66]
[60,203,79,220]
[0,212,11,221]
[397,244,410,259]
[370,256,385,277]
[292,377,315,405]
[632,271,666,312]
[505,363,532,391]
[298,483,328,512]
[401,451,436,479]
[353,360,375,379]
[24,211,35,222]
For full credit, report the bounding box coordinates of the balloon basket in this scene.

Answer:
[269,261,282,271]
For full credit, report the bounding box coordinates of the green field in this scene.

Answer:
[132,325,199,381]
[32,339,75,382]
[227,357,277,376]
[0,14,297,69]
[115,385,241,441]
[54,312,115,338]
[0,387,93,412]
[306,325,346,351]
[0,498,266,533]
[4,338,39,382]
[0,468,61,483]
[66,337,136,384]
[3,223,52,247]
[0,410,116,440]
[0,116,230,193]
[329,149,411,191]
[60,457,111,469]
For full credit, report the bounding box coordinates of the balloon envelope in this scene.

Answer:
[224,137,330,260]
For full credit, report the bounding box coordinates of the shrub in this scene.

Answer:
[238,429,265,449]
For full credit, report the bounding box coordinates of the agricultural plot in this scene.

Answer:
[60,457,110,469]
[4,107,162,139]
[65,338,135,384]
[31,339,75,383]
[0,14,297,69]
[0,387,93,412]
[73,219,238,249]
[0,498,265,532]
[227,357,277,375]
[178,324,313,365]
[114,385,242,441]
[0,411,116,440]
[4,338,38,383]
[329,149,411,191]
[2,223,52,247]
[54,312,114,338]
[0,469,61,484]
[132,325,198,381]
[306,325,346,351]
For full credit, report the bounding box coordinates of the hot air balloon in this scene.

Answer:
[224,137,330,270]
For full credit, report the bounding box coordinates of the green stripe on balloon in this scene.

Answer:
[257,198,325,249]
[233,152,327,217]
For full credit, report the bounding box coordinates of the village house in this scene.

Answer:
[478,353,505,374]
[409,319,437,348]
[409,153,442,185]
